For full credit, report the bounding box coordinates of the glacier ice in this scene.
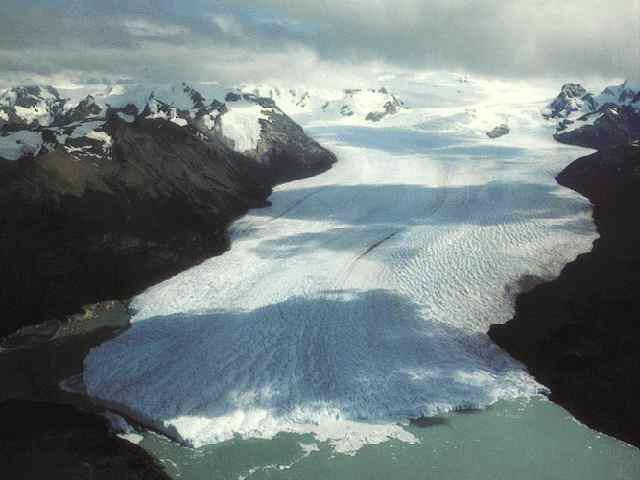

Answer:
[84,77,598,454]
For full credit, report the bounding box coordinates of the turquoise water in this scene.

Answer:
[140,398,640,480]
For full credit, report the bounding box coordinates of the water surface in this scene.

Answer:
[141,398,640,480]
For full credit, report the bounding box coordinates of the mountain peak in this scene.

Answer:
[0,84,65,128]
[547,80,640,149]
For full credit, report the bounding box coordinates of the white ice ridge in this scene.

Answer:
[84,75,598,454]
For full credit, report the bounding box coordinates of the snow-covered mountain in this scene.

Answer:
[237,84,405,121]
[0,85,66,128]
[545,80,640,149]
[323,87,404,121]
[0,82,406,164]
[236,85,324,114]
[0,83,334,173]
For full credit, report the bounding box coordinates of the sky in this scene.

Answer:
[0,0,638,87]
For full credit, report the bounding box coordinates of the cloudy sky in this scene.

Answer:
[1,0,638,86]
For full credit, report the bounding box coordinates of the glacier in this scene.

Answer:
[84,74,598,454]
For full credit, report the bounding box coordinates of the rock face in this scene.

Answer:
[555,105,640,150]
[489,142,640,448]
[545,83,591,119]
[546,81,640,149]
[0,400,169,479]
[0,83,336,337]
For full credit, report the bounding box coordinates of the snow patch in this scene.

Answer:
[0,131,43,160]
[219,100,270,152]
[200,112,217,130]
[13,105,53,126]
[170,117,188,127]
[86,130,112,147]
[239,84,342,115]
[116,112,135,123]
[69,120,106,139]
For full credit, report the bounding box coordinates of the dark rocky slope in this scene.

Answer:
[0,117,269,337]
[0,400,168,480]
[489,142,640,447]
[554,105,640,150]
[546,81,640,150]
[0,91,336,338]
[0,301,169,479]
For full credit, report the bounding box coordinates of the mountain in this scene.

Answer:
[0,82,336,337]
[322,87,404,121]
[0,85,66,129]
[0,83,336,180]
[544,81,640,149]
[238,84,405,121]
[236,84,319,114]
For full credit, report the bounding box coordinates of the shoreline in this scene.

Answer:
[0,301,173,478]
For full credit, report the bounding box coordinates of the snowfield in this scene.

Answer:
[84,75,598,454]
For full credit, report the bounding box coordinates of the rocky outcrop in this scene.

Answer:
[554,105,640,150]
[544,83,592,119]
[546,81,640,150]
[489,142,640,448]
[58,95,103,124]
[365,92,403,122]
[0,83,336,338]
[0,400,169,479]
[486,124,510,139]
[254,107,339,183]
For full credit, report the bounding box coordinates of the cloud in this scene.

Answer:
[0,0,638,86]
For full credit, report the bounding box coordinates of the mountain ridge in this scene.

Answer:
[544,80,640,149]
